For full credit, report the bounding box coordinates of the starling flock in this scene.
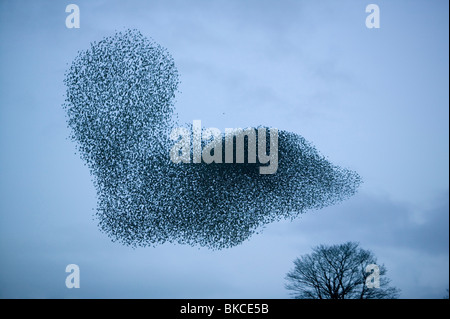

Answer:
[63,29,362,249]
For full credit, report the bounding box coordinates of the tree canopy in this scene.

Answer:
[285,242,400,299]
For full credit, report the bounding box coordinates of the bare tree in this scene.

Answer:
[285,242,400,299]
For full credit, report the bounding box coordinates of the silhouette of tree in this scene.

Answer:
[285,242,400,299]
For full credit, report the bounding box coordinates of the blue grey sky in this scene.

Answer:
[0,0,448,298]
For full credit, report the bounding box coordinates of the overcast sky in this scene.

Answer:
[0,0,448,298]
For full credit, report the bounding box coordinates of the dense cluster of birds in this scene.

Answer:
[63,29,362,249]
